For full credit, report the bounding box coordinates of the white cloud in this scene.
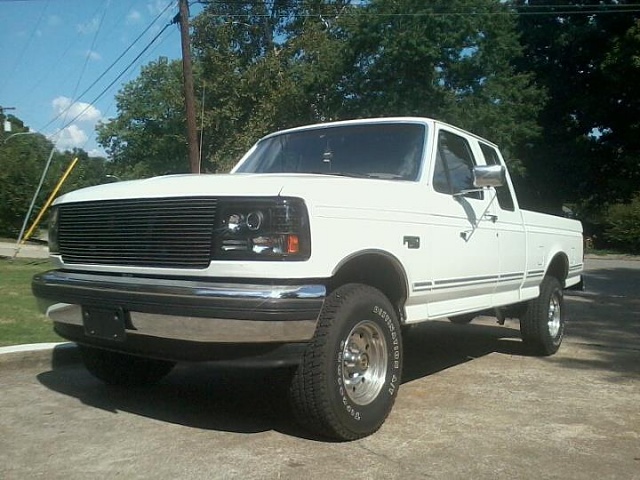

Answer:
[86,50,102,61]
[52,96,102,123]
[87,148,107,158]
[126,10,142,24]
[77,17,99,35]
[56,125,88,150]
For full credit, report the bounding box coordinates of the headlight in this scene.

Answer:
[48,207,60,254]
[213,197,310,261]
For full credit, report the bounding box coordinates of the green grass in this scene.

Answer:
[0,258,62,347]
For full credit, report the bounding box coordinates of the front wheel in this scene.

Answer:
[79,345,175,386]
[289,284,402,441]
[519,276,565,356]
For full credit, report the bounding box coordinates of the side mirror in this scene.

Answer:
[473,165,506,188]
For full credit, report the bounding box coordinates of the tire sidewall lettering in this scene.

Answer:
[332,301,402,425]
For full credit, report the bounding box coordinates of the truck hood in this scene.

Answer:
[54,173,417,211]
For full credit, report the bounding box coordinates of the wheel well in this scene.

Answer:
[328,252,408,322]
[546,253,569,286]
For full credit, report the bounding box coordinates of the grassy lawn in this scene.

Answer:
[0,258,62,347]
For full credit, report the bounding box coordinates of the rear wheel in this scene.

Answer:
[79,345,175,386]
[289,284,402,441]
[520,276,565,356]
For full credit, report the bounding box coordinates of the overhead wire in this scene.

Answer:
[38,0,177,134]
[61,2,108,126]
[0,0,50,95]
[78,9,182,156]
[15,2,143,108]
[53,20,176,136]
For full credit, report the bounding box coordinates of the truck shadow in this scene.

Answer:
[560,295,640,379]
[35,262,640,439]
[36,320,524,440]
[401,320,524,383]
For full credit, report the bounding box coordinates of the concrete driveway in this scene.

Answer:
[1,258,638,479]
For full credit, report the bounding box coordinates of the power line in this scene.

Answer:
[37,0,177,134]
[63,2,108,126]
[53,21,175,136]
[0,0,50,95]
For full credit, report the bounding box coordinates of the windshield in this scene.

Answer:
[235,123,426,181]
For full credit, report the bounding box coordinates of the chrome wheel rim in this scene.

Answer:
[342,320,388,406]
[548,291,562,338]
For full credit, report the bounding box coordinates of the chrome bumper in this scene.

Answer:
[33,270,326,344]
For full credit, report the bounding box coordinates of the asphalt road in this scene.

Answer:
[1,258,638,479]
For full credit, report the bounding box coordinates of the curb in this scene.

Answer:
[0,342,80,371]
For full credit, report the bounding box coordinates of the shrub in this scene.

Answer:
[604,193,640,254]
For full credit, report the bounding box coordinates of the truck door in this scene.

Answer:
[477,142,527,305]
[425,128,500,317]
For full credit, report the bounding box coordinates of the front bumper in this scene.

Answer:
[32,270,326,347]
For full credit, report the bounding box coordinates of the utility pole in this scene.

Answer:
[178,0,201,173]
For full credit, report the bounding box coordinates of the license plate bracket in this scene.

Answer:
[82,307,128,342]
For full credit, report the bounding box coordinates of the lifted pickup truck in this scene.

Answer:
[33,117,583,440]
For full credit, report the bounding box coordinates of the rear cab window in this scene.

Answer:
[478,143,515,211]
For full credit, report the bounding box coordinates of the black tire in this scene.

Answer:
[79,345,175,386]
[519,276,565,356]
[289,284,402,441]
[449,314,475,325]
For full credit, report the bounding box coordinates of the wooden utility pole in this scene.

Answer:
[178,0,201,173]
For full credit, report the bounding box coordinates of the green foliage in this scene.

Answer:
[512,1,640,211]
[603,194,640,254]
[58,149,108,195]
[190,1,350,171]
[341,0,543,174]
[0,118,108,237]
[102,0,542,176]
[96,57,189,178]
[0,131,56,236]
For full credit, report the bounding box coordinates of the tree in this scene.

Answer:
[100,0,544,180]
[340,0,544,174]
[96,57,188,178]
[191,1,351,172]
[0,116,107,237]
[57,148,108,194]
[512,1,640,213]
[0,133,53,236]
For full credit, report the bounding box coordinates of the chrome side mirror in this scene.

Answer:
[473,165,506,188]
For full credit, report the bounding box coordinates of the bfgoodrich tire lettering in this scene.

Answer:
[79,345,175,386]
[289,284,402,441]
[520,276,565,356]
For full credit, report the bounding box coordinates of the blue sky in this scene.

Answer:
[0,0,200,157]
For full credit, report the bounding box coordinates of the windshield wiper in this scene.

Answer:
[306,171,371,179]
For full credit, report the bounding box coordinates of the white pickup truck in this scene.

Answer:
[33,117,583,440]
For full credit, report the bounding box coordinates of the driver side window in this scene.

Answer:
[433,130,481,198]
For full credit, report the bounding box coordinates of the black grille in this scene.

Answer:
[57,197,217,268]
